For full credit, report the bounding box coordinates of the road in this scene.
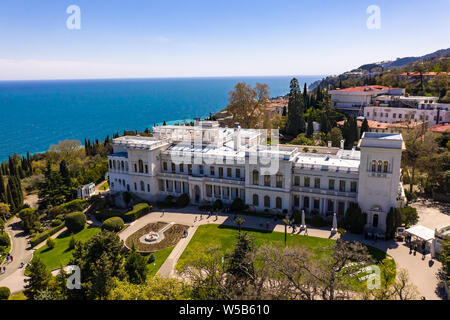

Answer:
[0,217,34,294]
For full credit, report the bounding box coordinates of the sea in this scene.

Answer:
[0,76,323,161]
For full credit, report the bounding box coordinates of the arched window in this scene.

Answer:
[252,170,259,185]
[276,173,283,188]
[147,184,150,192]
[377,160,382,172]
[276,197,282,209]
[371,160,376,172]
[140,181,145,191]
[109,160,112,169]
[134,163,137,172]
[253,194,259,206]
[121,161,124,170]
[383,161,388,173]
[138,159,144,173]
[264,196,270,208]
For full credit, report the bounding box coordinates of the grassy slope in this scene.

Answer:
[147,246,175,277]
[34,226,101,271]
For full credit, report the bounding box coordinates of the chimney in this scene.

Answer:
[233,125,241,151]
[340,139,345,150]
[327,141,332,148]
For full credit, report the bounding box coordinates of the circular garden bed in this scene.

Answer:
[125,221,189,252]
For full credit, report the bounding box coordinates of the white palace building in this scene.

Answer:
[107,121,406,233]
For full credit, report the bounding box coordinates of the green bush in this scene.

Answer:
[18,208,40,233]
[29,223,66,247]
[0,287,10,300]
[69,235,77,250]
[309,215,327,227]
[65,212,86,233]
[51,219,63,227]
[176,194,190,208]
[212,199,224,211]
[404,190,417,203]
[55,214,64,221]
[46,238,56,249]
[292,210,301,224]
[342,203,366,234]
[102,217,125,232]
[231,198,245,212]
[0,233,10,247]
[48,199,89,217]
[123,203,152,223]
[164,195,175,206]
[199,204,213,212]
[397,206,419,228]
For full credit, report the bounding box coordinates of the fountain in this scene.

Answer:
[144,231,160,243]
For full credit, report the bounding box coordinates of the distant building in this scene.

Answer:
[329,86,405,115]
[78,182,96,199]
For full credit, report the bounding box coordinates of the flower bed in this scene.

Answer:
[125,222,189,253]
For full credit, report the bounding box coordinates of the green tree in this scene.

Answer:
[286,78,305,136]
[326,127,343,147]
[24,257,53,300]
[234,217,245,234]
[125,244,148,284]
[306,116,314,138]
[360,118,369,138]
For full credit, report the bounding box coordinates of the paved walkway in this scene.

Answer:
[0,217,34,294]
[119,206,443,300]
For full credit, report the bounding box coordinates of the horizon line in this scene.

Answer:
[0,74,329,83]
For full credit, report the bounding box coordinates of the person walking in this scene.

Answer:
[10,255,13,262]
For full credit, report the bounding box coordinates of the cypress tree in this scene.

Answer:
[59,160,71,187]
[286,78,305,136]
[306,116,314,138]
[303,83,308,107]
[0,171,6,203]
[6,184,15,212]
[360,118,369,138]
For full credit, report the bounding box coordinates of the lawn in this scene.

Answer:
[34,226,101,271]
[99,181,109,191]
[147,246,175,277]
[176,224,393,288]
[9,292,27,300]
[177,224,336,271]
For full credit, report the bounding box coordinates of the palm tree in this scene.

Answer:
[282,218,290,247]
[235,217,245,234]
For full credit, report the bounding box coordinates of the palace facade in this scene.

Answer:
[107,121,406,232]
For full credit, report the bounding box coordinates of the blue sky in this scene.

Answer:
[0,0,449,80]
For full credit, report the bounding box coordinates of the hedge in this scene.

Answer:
[123,203,152,222]
[102,217,125,232]
[65,212,86,233]
[30,222,65,247]
[0,233,10,247]
[48,199,89,217]
[0,287,10,300]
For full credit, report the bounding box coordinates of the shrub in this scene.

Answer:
[69,235,77,250]
[48,199,89,218]
[292,210,301,224]
[51,219,63,227]
[199,204,213,212]
[18,208,39,233]
[0,233,10,247]
[397,206,418,228]
[46,238,56,249]
[55,214,64,221]
[164,195,175,206]
[123,203,152,223]
[0,287,10,300]
[404,190,417,203]
[231,198,245,212]
[176,194,190,208]
[342,203,366,234]
[148,253,155,264]
[309,215,327,227]
[212,199,224,211]
[65,212,86,233]
[102,217,125,232]
[29,223,66,247]
[122,191,132,207]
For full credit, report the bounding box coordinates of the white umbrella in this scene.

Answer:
[301,210,306,229]
[331,212,338,232]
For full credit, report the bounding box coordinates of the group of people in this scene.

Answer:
[407,237,427,259]
[1,253,14,274]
